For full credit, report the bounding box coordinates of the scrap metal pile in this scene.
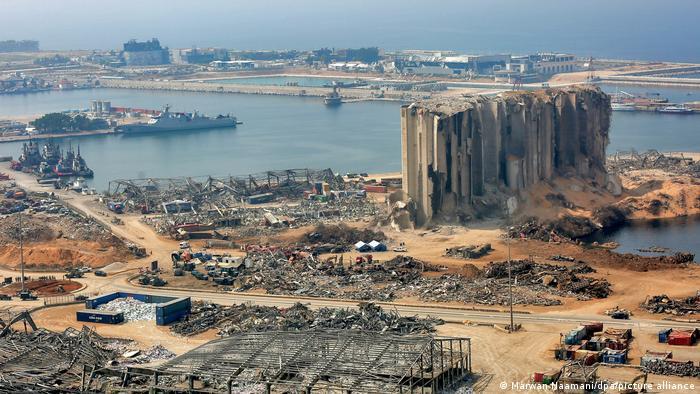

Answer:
[203,250,611,306]
[643,359,700,378]
[97,297,157,321]
[235,253,439,301]
[156,196,380,236]
[171,301,443,337]
[0,327,115,393]
[417,260,611,306]
[445,243,492,259]
[608,150,700,177]
[641,294,700,315]
[107,168,344,215]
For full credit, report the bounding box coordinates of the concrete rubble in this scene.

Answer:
[178,247,611,306]
[445,243,492,259]
[608,150,699,177]
[170,301,443,337]
[143,193,380,238]
[417,260,610,306]
[97,297,156,321]
[642,294,699,315]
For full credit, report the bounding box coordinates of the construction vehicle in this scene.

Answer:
[107,201,125,214]
[355,255,373,264]
[127,243,147,257]
[65,269,84,279]
[18,290,37,301]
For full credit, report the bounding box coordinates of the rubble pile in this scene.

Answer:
[109,168,345,215]
[144,196,380,238]
[414,260,610,306]
[445,243,492,259]
[233,253,441,301]
[306,223,385,245]
[608,150,699,177]
[643,360,700,378]
[0,326,116,392]
[132,344,177,364]
[507,218,572,242]
[641,294,699,315]
[484,260,611,299]
[0,200,119,245]
[97,297,156,321]
[171,301,443,337]
[200,249,610,306]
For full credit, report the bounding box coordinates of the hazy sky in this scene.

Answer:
[2,0,699,61]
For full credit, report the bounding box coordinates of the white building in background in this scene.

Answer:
[529,53,578,75]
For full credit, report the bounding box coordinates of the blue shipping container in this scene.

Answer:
[76,310,124,324]
[658,329,672,343]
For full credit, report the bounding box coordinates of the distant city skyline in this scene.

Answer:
[2,0,699,62]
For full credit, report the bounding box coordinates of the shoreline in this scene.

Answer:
[0,128,117,144]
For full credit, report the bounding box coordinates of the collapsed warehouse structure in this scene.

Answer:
[107,168,344,214]
[401,86,611,225]
[89,330,472,393]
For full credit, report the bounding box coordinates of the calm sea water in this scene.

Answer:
[2,86,700,190]
[585,216,700,261]
[0,89,401,192]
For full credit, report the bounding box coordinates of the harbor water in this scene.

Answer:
[585,216,700,261]
[1,86,699,257]
[0,89,401,192]
[2,86,700,190]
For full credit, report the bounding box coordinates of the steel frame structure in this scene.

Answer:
[94,330,471,393]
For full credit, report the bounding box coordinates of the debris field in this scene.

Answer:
[170,301,443,337]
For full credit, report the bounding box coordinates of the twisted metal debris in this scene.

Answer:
[170,301,443,337]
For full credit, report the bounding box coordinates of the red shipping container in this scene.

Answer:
[668,332,693,346]
[584,322,603,335]
[363,185,387,193]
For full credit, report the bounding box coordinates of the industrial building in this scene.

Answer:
[171,47,229,64]
[88,330,472,393]
[400,86,611,225]
[122,38,170,66]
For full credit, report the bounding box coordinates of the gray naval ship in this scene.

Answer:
[115,106,237,133]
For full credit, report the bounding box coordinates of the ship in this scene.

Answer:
[114,105,237,133]
[658,105,694,114]
[324,86,342,106]
[611,102,636,112]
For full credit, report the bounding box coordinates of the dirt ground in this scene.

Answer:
[0,239,128,269]
[28,303,698,392]
[0,279,81,296]
[437,322,700,392]
[31,303,210,355]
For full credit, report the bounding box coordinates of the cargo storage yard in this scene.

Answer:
[1,3,700,392]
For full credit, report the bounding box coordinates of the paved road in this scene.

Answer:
[109,271,700,331]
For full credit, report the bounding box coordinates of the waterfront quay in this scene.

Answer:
[99,78,407,102]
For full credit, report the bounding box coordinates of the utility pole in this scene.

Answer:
[19,211,25,293]
[507,228,514,333]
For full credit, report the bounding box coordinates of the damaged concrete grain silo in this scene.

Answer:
[401,86,611,226]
